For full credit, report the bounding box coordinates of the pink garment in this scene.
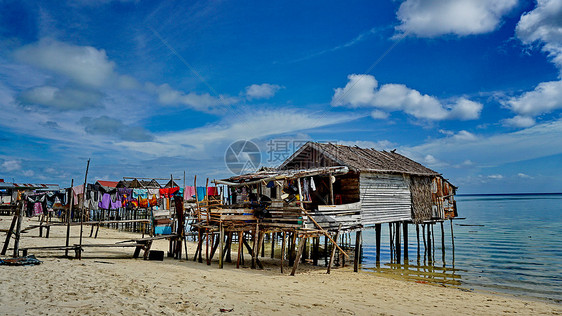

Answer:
[33,202,43,216]
[72,184,85,205]
[185,186,196,199]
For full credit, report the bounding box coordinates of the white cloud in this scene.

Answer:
[504,80,562,117]
[518,173,533,179]
[1,160,21,172]
[79,116,154,142]
[395,0,518,37]
[22,170,35,177]
[18,85,103,110]
[370,109,389,119]
[403,118,562,168]
[488,174,504,179]
[117,109,360,158]
[452,130,478,141]
[503,1,562,127]
[332,74,482,121]
[14,39,117,88]
[147,83,239,111]
[502,115,536,128]
[245,83,282,100]
[516,0,562,70]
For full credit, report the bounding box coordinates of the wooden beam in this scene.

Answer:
[290,236,306,276]
[1,215,17,255]
[219,223,224,269]
[354,230,362,272]
[65,179,74,257]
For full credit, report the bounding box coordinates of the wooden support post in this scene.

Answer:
[324,236,328,267]
[426,224,432,263]
[327,225,342,274]
[431,223,435,260]
[224,232,232,263]
[396,222,401,264]
[261,232,265,258]
[65,179,74,257]
[450,218,455,253]
[13,203,24,257]
[206,228,210,265]
[290,236,306,276]
[328,173,334,205]
[354,230,362,272]
[375,223,381,264]
[79,159,90,257]
[219,223,224,269]
[416,224,420,260]
[1,215,17,255]
[389,223,394,261]
[301,237,308,263]
[256,231,265,269]
[440,221,445,263]
[251,225,259,269]
[403,222,408,263]
[280,232,287,273]
[236,231,243,268]
[270,232,275,259]
[313,236,319,266]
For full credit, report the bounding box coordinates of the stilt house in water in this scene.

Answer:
[199,142,457,273]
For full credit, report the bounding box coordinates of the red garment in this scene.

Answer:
[207,187,218,196]
[160,187,180,198]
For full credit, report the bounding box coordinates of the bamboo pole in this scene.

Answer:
[79,159,90,255]
[65,179,74,257]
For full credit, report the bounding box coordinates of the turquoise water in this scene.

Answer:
[360,193,562,303]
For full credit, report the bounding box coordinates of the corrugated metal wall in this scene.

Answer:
[359,173,412,226]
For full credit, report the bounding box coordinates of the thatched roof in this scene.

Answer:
[279,142,439,176]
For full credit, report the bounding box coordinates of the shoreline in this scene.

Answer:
[1,216,560,315]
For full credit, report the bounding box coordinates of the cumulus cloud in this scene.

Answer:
[516,0,562,70]
[18,85,103,110]
[14,39,117,88]
[245,83,282,100]
[147,83,239,111]
[79,116,154,142]
[502,115,536,128]
[518,173,533,179]
[331,74,482,121]
[1,160,22,172]
[395,0,518,37]
[503,1,562,127]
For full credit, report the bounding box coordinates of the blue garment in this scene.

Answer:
[196,187,206,201]
[132,189,148,199]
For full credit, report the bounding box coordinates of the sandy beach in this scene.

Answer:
[1,215,560,316]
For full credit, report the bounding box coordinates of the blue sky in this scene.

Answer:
[1,0,561,193]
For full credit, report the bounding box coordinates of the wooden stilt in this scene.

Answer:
[236,231,243,268]
[270,232,275,259]
[206,228,210,265]
[312,236,319,266]
[219,223,224,269]
[65,179,74,257]
[403,222,408,263]
[280,231,287,273]
[1,215,18,255]
[450,218,455,253]
[396,222,401,264]
[301,237,307,263]
[256,231,265,269]
[440,221,445,263]
[427,224,432,263]
[13,203,24,257]
[251,225,259,269]
[375,223,381,264]
[354,230,362,272]
[79,159,91,259]
[224,232,232,263]
[389,223,394,261]
[324,235,328,267]
[327,225,342,274]
[290,236,306,276]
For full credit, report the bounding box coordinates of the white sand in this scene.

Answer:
[1,216,560,315]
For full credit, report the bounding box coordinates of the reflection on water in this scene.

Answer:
[358,194,562,303]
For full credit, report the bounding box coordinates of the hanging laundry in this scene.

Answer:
[132,188,148,199]
[310,177,316,191]
[33,202,43,216]
[99,193,111,210]
[185,186,196,199]
[147,189,160,199]
[196,187,206,201]
[72,184,84,205]
[207,187,218,196]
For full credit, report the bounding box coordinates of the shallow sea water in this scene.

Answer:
[359,194,562,303]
